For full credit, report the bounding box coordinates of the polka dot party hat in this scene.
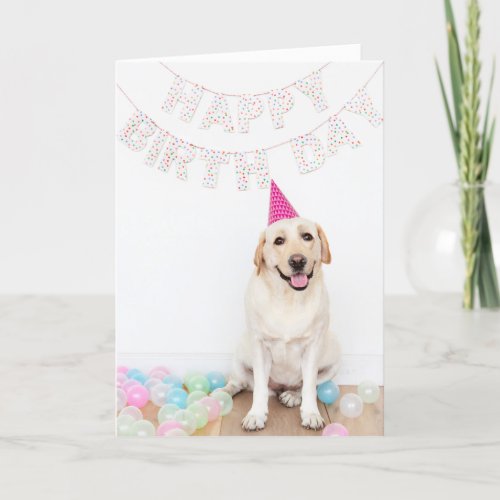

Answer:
[268,180,299,226]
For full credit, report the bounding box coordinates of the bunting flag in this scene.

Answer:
[237,95,264,133]
[267,88,295,129]
[345,88,383,127]
[200,94,235,133]
[116,63,383,191]
[294,71,329,112]
[234,151,270,191]
[326,116,361,155]
[161,76,203,123]
[143,130,196,180]
[199,149,230,188]
[118,110,156,151]
[290,134,326,174]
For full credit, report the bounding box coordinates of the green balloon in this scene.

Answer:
[174,409,197,435]
[357,380,380,404]
[187,402,209,429]
[187,390,207,406]
[211,390,233,416]
[158,403,179,423]
[130,419,155,437]
[116,414,135,436]
[183,371,201,387]
[187,375,210,394]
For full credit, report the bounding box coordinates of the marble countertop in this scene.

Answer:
[1,295,499,498]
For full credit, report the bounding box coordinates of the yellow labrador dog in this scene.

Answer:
[222,217,340,431]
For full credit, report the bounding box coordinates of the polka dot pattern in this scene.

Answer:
[327,117,361,155]
[117,63,383,189]
[200,149,230,188]
[143,129,169,167]
[294,71,328,113]
[267,89,294,129]
[144,130,195,180]
[237,95,264,133]
[234,151,270,191]
[290,133,326,174]
[160,136,196,181]
[200,94,234,133]
[118,110,156,151]
[162,76,203,123]
[345,88,382,127]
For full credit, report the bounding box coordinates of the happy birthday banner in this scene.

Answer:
[159,62,330,133]
[117,63,383,191]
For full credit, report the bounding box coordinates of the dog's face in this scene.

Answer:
[254,217,331,291]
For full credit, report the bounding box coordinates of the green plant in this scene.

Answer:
[435,0,499,309]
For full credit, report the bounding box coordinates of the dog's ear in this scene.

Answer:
[253,232,266,275]
[316,224,331,264]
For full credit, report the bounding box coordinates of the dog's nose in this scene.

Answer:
[288,254,307,270]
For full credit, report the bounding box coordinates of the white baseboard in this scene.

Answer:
[117,352,383,385]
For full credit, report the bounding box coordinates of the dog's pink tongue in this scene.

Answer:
[291,273,308,288]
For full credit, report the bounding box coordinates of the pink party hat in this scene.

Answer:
[268,180,299,226]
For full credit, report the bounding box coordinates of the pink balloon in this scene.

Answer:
[149,365,170,376]
[117,365,129,374]
[122,379,140,393]
[322,423,349,437]
[157,420,183,436]
[116,373,127,386]
[199,396,221,421]
[127,385,149,408]
[150,370,170,381]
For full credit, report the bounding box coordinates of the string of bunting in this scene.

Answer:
[159,62,331,133]
[117,63,383,191]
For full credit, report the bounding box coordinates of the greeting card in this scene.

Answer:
[115,47,383,436]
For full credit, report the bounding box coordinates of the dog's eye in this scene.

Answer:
[274,237,285,245]
[302,233,313,241]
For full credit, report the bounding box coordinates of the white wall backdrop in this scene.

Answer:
[1,0,499,295]
[115,59,383,383]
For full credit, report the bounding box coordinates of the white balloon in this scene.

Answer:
[151,383,171,406]
[116,388,127,412]
[339,393,364,418]
[119,405,143,421]
[144,377,162,391]
[165,428,188,437]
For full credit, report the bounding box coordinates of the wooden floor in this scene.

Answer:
[141,385,384,436]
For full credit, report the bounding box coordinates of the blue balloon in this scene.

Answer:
[166,388,188,409]
[206,371,226,391]
[317,380,340,405]
[126,368,143,379]
[163,374,183,389]
[130,372,148,385]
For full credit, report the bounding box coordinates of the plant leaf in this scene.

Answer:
[480,57,495,168]
[448,28,464,130]
[477,201,500,308]
[435,58,459,164]
[445,0,464,128]
[482,117,496,180]
[445,0,460,41]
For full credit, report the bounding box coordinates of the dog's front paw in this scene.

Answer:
[241,412,267,431]
[279,390,302,408]
[300,411,325,430]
